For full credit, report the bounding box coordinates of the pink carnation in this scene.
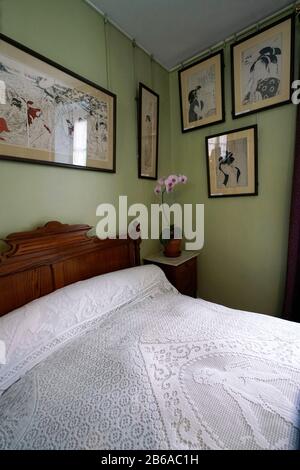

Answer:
[154,185,161,195]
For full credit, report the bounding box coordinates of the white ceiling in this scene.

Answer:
[87,0,292,70]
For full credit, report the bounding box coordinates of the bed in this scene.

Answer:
[0,222,299,450]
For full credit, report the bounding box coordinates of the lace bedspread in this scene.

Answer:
[0,284,300,450]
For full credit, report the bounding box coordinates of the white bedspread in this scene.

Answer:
[0,273,299,449]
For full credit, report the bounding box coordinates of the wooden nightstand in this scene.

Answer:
[144,251,200,298]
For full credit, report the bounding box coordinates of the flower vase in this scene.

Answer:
[163,239,182,258]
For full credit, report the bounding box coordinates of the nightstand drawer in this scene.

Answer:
[174,257,196,277]
[173,257,197,296]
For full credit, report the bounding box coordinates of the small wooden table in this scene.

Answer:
[144,250,200,298]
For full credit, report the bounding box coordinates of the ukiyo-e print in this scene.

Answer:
[216,138,248,190]
[179,51,225,133]
[206,126,258,198]
[231,16,294,118]
[0,56,108,160]
[138,83,159,180]
[0,36,116,172]
[241,37,282,105]
[187,64,216,123]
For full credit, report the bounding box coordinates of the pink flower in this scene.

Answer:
[154,174,188,197]
[166,181,174,193]
[178,174,188,184]
[168,174,178,184]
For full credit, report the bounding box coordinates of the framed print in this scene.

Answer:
[206,125,258,198]
[0,34,116,172]
[138,83,159,180]
[179,50,225,133]
[231,15,294,119]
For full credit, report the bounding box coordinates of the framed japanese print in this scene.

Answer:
[206,125,258,198]
[0,34,116,172]
[231,16,294,119]
[138,83,159,180]
[179,50,225,133]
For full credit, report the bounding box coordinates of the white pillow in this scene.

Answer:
[0,264,173,394]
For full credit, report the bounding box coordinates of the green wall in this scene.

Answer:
[0,0,171,257]
[0,0,298,316]
[170,23,300,316]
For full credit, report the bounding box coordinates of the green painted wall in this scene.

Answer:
[0,0,171,257]
[0,0,298,316]
[170,22,300,316]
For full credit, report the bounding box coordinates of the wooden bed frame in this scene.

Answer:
[0,221,141,317]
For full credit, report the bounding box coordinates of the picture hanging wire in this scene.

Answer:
[132,39,138,98]
[131,39,139,160]
[85,0,167,71]
[150,54,155,89]
[171,1,296,72]
[104,14,111,89]
[222,40,226,66]
[254,24,260,146]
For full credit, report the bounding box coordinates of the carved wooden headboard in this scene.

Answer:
[0,221,141,317]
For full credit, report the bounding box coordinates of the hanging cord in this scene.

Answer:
[132,39,139,160]
[104,14,111,89]
[150,54,154,89]
[132,39,138,98]
[172,2,296,72]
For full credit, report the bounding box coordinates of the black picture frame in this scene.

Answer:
[178,50,225,133]
[231,15,295,120]
[138,82,159,180]
[205,125,258,198]
[0,33,117,173]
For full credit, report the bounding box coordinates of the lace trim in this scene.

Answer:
[0,278,177,395]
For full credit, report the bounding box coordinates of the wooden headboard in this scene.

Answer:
[0,221,141,317]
